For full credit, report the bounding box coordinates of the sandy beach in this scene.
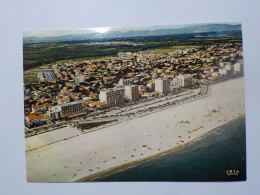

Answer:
[25,77,245,182]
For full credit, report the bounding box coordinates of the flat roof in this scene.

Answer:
[66,112,86,118]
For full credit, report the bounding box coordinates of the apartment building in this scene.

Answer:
[177,74,193,88]
[155,78,169,95]
[99,88,125,107]
[125,85,139,102]
[43,69,57,81]
[60,102,83,117]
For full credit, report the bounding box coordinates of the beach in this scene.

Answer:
[94,116,246,181]
[25,77,245,182]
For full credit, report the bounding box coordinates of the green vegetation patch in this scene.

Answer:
[145,45,202,53]
[23,73,39,84]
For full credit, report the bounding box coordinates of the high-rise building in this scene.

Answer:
[155,78,169,95]
[125,85,139,102]
[177,74,193,88]
[99,88,125,107]
[43,69,57,81]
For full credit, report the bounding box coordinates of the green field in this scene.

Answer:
[24,73,39,84]
[144,45,202,53]
[23,43,122,70]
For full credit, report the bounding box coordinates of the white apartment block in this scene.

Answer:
[155,78,169,95]
[99,88,125,107]
[125,85,139,102]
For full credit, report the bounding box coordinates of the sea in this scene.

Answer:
[93,116,246,182]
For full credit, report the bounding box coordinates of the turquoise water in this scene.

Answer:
[94,117,246,182]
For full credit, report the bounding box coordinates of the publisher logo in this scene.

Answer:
[226,170,239,176]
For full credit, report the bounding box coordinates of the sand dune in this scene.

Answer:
[26,77,245,182]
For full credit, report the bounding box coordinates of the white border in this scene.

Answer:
[0,0,260,194]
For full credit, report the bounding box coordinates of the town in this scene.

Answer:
[24,42,243,136]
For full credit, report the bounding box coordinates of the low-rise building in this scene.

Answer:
[58,97,70,105]
[141,92,151,98]
[31,103,48,113]
[25,114,39,126]
[75,76,85,84]
[146,82,155,92]
[50,106,62,119]
[38,115,51,122]
[117,78,131,86]
[97,102,108,109]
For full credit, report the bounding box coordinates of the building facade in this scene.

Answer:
[43,69,57,81]
[50,106,62,119]
[125,85,139,102]
[155,78,169,95]
[60,102,83,117]
[177,74,193,88]
[99,88,125,107]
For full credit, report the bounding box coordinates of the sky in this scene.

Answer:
[23,22,241,38]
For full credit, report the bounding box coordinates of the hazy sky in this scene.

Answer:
[23,22,240,38]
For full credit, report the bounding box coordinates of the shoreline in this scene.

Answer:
[75,114,245,182]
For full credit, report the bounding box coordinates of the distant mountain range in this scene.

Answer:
[23,24,241,44]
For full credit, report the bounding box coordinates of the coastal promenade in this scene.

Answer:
[26,77,245,182]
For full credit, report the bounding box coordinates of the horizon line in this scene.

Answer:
[23,22,241,38]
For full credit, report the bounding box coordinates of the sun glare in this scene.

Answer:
[91,27,111,34]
